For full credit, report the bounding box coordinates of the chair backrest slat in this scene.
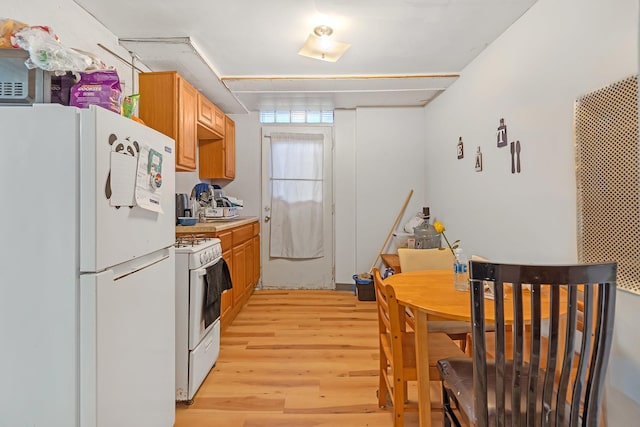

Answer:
[468,261,617,427]
[511,282,525,427]
[494,282,507,427]
[554,286,578,425]
[541,286,561,426]
[527,284,542,427]
[584,284,616,425]
[471,278,490,427]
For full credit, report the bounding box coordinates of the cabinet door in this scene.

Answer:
[213,106,226,136]
[232,244,246,304]
[245,238,254,288]
[197,93,224,140]
[224,116,236,179]
[197,92,215,130]
[252,234,260,285]
[177,78,198,171]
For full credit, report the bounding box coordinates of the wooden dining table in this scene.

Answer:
[384,269,567,427]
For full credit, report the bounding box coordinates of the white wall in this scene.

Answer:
[334,110,357,284]
[354,107,428,278]
[7,1,150,97]
[422,0,639,421]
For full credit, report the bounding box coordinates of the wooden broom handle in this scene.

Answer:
[369,189,413,273]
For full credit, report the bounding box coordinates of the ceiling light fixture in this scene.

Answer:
[313,25,333,37]
[298,25,350,63]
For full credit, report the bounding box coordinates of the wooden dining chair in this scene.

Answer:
[437,261,617,427]
[373,268,466,426]
[398,248,456,271]
[397,248,480,352]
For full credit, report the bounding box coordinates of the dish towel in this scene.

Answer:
[203,258,233,328]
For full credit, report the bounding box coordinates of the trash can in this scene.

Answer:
[353,274,376,301]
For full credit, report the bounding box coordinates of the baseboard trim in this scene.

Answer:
[335,283,355,292]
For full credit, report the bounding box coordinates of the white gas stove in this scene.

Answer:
[175,234,222,268]
[174,234,223,403]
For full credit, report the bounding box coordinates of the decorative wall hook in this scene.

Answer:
[497,118,508,148]
[475,146,483,172]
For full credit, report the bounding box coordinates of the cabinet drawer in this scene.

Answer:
[252,222,260,236]
[216,231,233,252]
[232,224,253,245]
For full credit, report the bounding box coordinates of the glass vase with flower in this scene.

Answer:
[433,221,469,291]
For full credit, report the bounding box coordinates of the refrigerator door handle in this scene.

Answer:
[111,248,172,281]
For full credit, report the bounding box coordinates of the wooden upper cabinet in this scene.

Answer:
[178,79,198,170]
[197,92,225,139]
[224,116,236,179]
[138,71,198,171]
[199,115,236,180]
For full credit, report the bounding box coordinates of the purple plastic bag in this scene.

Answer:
[70,70,122,113]
[50,72,76,106]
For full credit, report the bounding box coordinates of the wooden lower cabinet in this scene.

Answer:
[232,242,247,305]
[177,220,260,332]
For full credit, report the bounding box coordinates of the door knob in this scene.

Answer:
[264,215,270,223]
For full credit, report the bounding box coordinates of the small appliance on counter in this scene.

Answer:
[190,183,240,220]
[175,193,191,224]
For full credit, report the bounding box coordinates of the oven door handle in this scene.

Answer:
[195,257,222,277]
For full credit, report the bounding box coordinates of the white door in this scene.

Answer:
[80,248,175,427]
[261,126,334,289]
[79,106,176,272]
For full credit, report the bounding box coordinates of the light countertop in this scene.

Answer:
[175,216,259,234]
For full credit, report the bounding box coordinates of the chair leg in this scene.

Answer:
[393,378,406,427]
[378,353,388,408]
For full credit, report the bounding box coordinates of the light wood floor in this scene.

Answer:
[175,289,444,427]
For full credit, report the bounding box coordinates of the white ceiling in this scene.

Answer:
[74,0,536,114]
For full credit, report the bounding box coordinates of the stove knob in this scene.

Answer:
[200,253,205,263]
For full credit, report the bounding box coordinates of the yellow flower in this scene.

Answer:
[433,220,460,262]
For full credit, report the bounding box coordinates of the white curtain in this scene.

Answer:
[269,132,324,259]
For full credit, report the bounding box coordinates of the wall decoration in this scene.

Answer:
[576,75,639,295]
[456,136,464,159]
[497,118,508,148]
[510,141,515,173]
[516,140,521,173]
[475,146,483,172]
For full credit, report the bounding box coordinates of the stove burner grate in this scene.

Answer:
[175,234,212,248]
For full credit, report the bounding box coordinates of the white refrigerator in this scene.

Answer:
[0,105,176,427]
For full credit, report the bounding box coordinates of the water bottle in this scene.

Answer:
[453,247,469,291]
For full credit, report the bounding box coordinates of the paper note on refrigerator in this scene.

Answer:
[109,151,137,207]
[134,143,164,213]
